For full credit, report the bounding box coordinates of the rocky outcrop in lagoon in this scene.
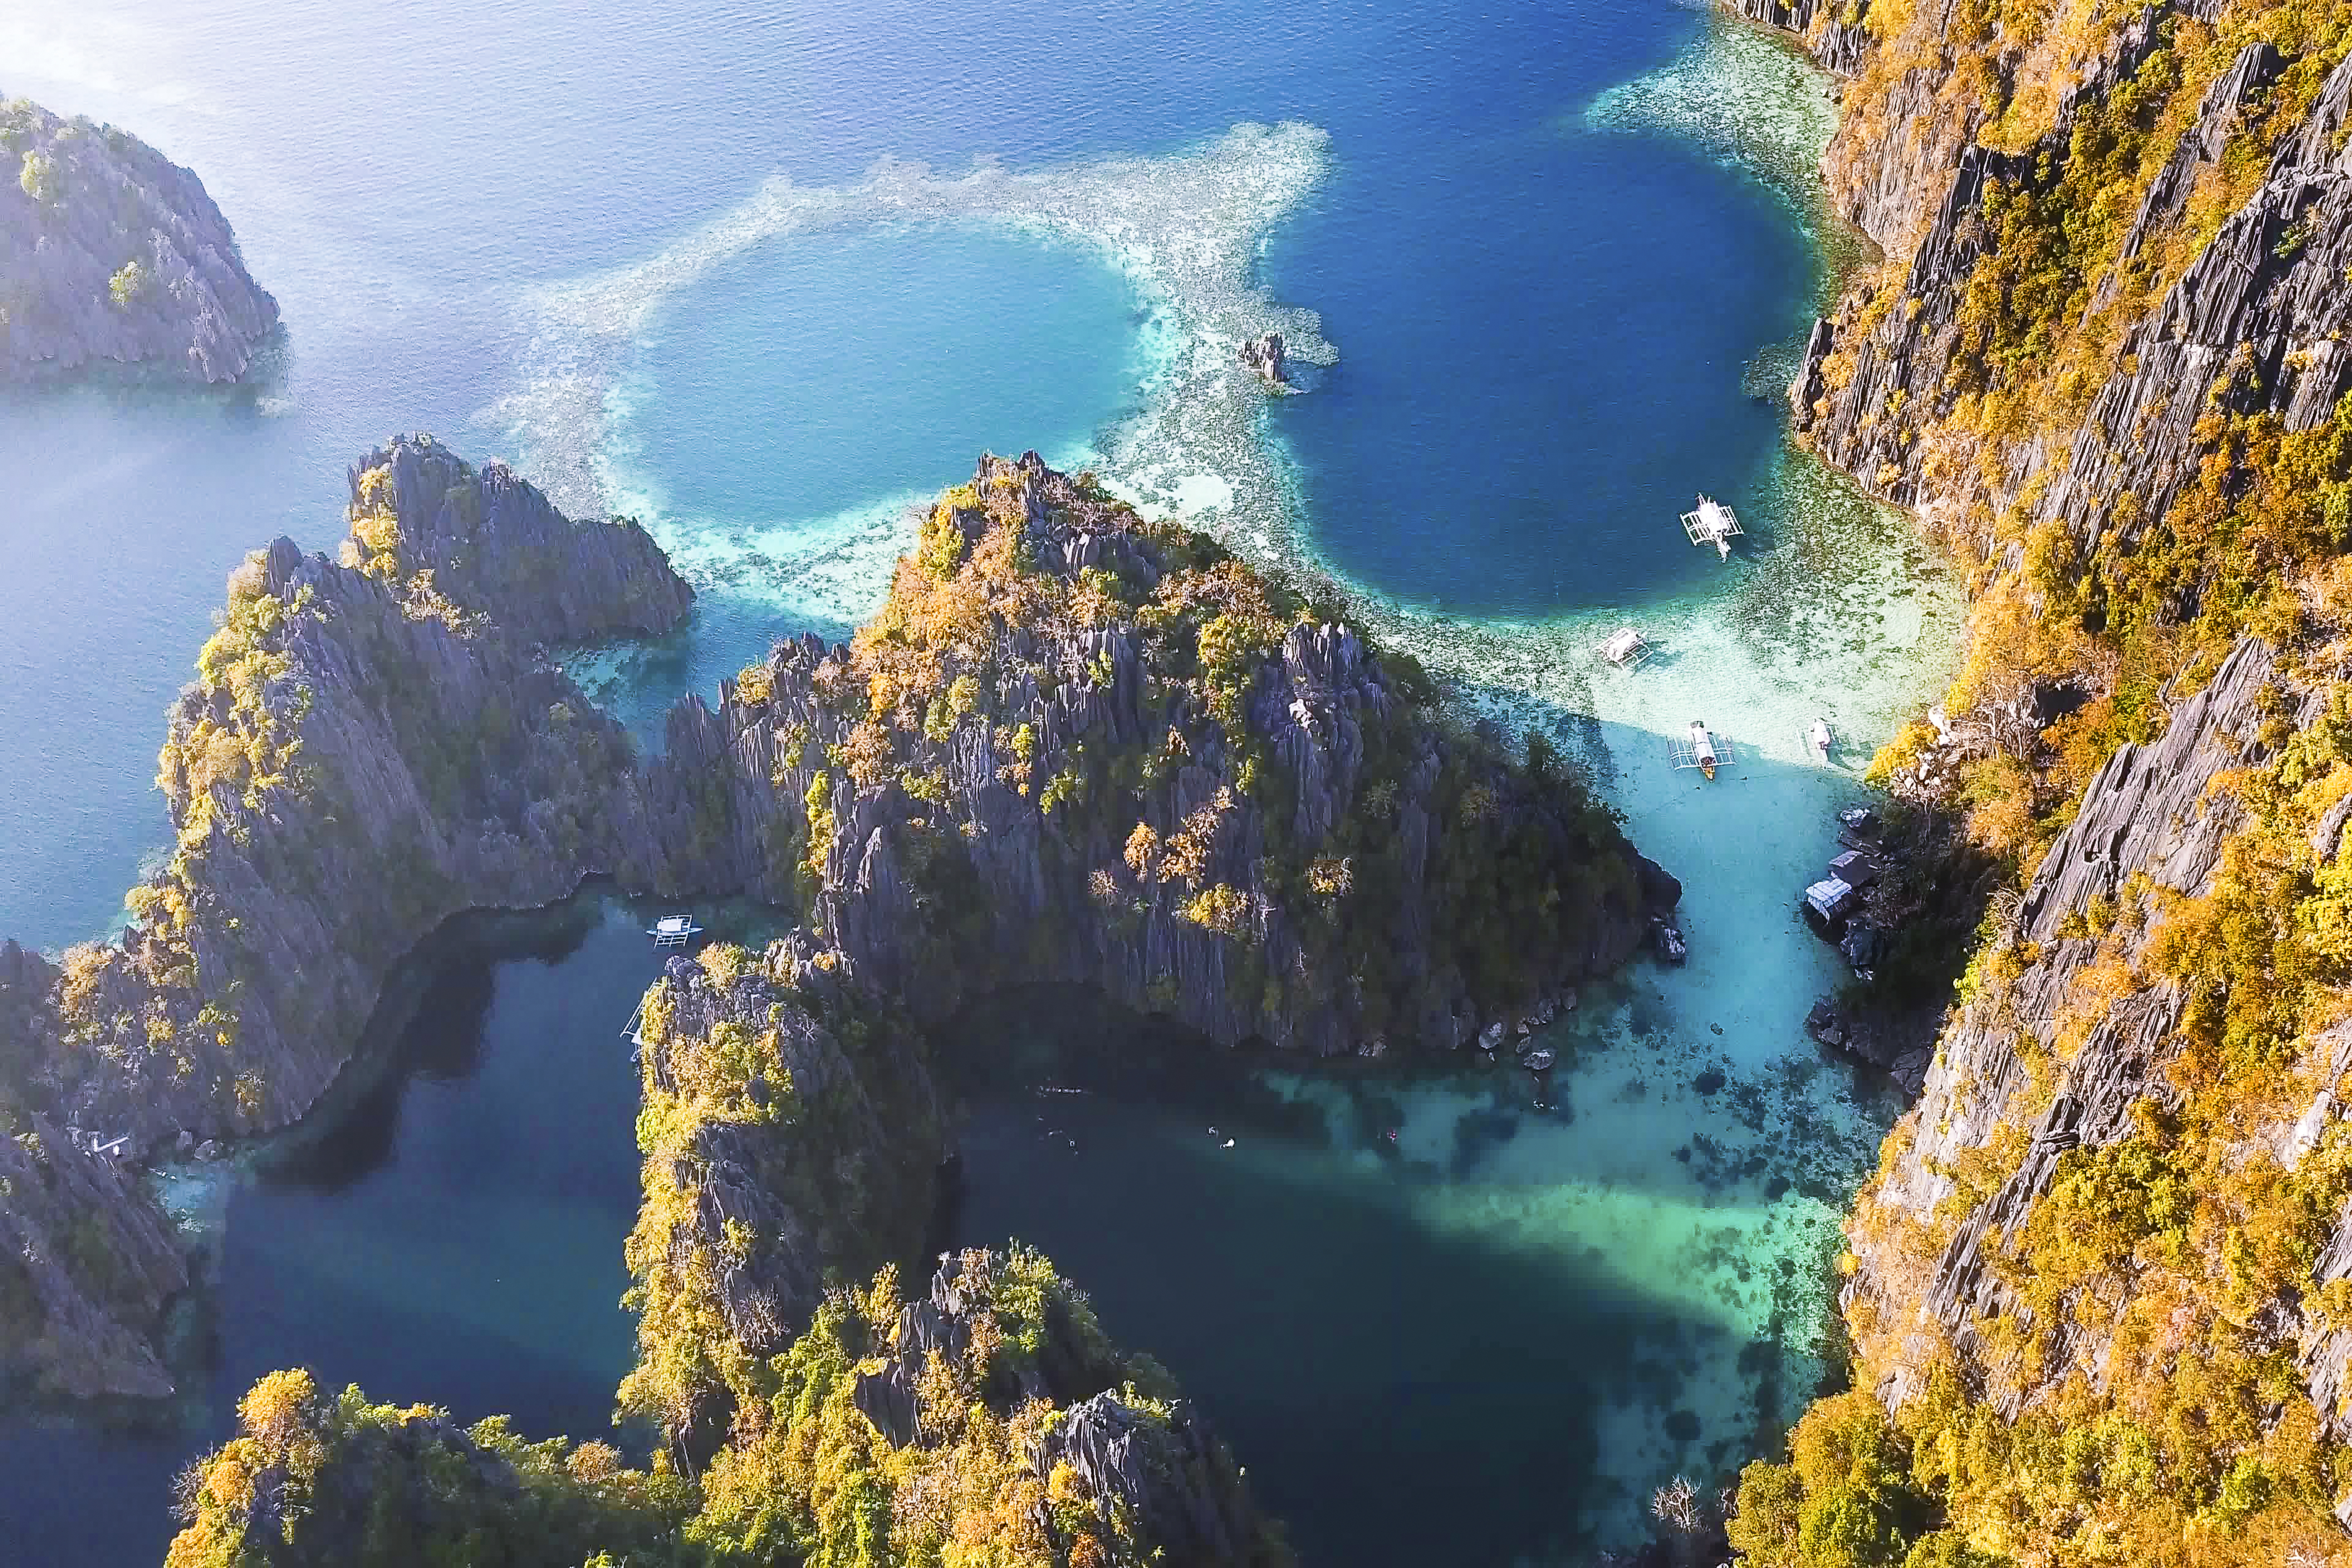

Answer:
[1238,331,1289,390]
[5,436,1674,1412]
[0,97,279,385]
[163,1247,1289,1568]
[641,451,1676,1056]
[14,436,693,1166]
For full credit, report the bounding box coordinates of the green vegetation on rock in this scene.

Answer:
[1744,0,2352,1562]
[168,1247,1286,1568]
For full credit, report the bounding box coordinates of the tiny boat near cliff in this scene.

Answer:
[1809,717,1833,762]
[1669,722,1733,780]
[1680,494,1743,561]
[1598,625,1652,670]
[648,913,702,947]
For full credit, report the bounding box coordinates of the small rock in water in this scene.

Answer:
[1693,1068,1727,1095]
[1709,1022,1724,1036]
[1238,331,1288,390]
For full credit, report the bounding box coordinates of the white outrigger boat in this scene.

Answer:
[1597,626,1652,671]
[648,913,703,947]
[1670,720,1732,780]
[1809,717,1833,762]
[1681,494,1743,561]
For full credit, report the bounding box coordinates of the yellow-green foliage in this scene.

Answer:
[164,1369,698,1568]
[18,149,56,203]
[1786,668,2352,1564]
[1844,3,2352,849]
[107,258,148,308]
[1749,7,2352,1565]
[687,1247,1287,1568]
[618,950,941,1444]
[1728,1393,1950,1568]
[172,1251,1287,1568]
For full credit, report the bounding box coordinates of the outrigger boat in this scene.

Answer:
[648,913,703,947]
[1809,717,1833,762]
[1680,494,1744,561]
[1669,720,1731,780]
[1597,626,1652,671]
[1690,720,1718,780]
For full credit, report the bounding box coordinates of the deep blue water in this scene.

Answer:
[0,0,1818,946]
[0,1,1852,1562]
[0,897,670,1567]
[1277,120,1810,613]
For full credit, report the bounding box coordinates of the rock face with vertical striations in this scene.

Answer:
[0,97,279,385]
[1731,0,2352,1550]
[1843,637,2315,1411]
[8,435,693,1170]
[1784,15,2352,521]
[0,938,188,1405]
[1726,0,1873,78]
[629,450,1677,1057]
[342,437,694,649]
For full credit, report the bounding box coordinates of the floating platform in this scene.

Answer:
[1681,494,1743,560]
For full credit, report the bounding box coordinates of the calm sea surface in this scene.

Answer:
[0,1,1951,1562]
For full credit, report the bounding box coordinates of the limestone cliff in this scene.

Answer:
[0,96,279,384]
[0,942,187,1405]
[11,436,692,1165]
[1727,0,2352,1555]
[615,955,1289,1564]
[163,1251,1289,1568]
[1793,16,2352,530]
[638,452,1678,1056]
[6,437,1673,1413]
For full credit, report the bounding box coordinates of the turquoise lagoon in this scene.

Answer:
[0,0,1955,1562]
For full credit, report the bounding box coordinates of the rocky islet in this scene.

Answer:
[0,96,278,385]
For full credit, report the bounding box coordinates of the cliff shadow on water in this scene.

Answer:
[931,969,1906,1565]
[212,887,808,1436]
[0,887,757,1567]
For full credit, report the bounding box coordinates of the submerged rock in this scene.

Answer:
[0,97,279,384]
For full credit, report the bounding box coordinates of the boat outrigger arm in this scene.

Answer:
[1681,494,1743,561]
[1669,722,1733,778]
[648,914,703,947]
[1597,625,1651,670]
